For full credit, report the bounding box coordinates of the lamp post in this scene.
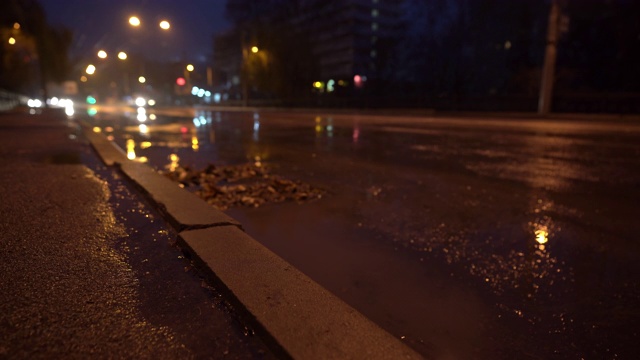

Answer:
[242,45,264,107]
[125,16,172,96]
[538,0,560,115]
[184,64,194,95]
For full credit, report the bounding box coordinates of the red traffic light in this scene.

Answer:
[176,77,186,86]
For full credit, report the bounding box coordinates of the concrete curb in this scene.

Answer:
[81,125,423,360]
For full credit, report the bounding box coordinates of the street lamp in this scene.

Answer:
[97,50,107,59]
[159,20,170,30]
[242,45,264,106]
[8,37,16,45]
[129,16,141,27]
[138,76,146,84]
[186,64,194,72]
[118,51,127,60]
[86,64,96,75]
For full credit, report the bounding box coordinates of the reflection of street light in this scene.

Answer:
[118,51,127,60]
[159,20,170,30]
[129,16,141,27]
[86,64,96,75]
[97,50,107,59]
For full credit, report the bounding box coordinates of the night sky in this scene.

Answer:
[40,0,230,62]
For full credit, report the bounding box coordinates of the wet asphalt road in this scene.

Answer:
[87,107,640,359]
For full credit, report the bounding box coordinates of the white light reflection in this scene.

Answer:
[253,112,260,141]
[65,103,74,116]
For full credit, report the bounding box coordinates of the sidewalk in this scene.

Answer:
[0,108,273,359]
[0,108,422,359]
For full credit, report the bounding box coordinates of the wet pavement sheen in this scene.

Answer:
[88,108,640,359]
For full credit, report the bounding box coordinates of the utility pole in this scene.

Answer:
[538,0,560,115]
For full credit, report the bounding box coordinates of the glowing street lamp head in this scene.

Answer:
[86,64,96,75]
[97,50,107,59]
[159,20,170,30]
[138,76,146,84]
[118,51,127,60]
[129,16,141,27]
[186,64,194,72]
[251,46,259,53]
[8,37,16,45]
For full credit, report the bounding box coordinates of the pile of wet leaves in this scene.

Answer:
[161,163,325,210]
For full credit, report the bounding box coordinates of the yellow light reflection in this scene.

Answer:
[126,139,136,160]
[191,136,199,151]
[92,126,101,133]
[535,228,548,245]
[168,153,179,172]
[140,141,152,149]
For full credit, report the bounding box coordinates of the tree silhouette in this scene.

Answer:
[1,0,72,98]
